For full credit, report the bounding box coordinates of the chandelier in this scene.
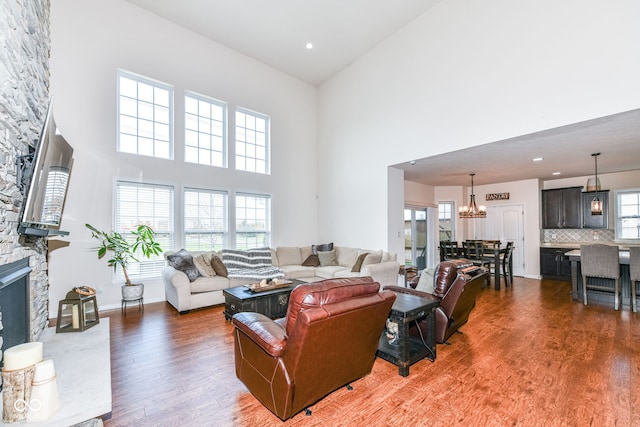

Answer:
[590,153,603,215]
[459,173,487,219]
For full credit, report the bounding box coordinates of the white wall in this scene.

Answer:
[48,0,317,311]
[318,0,640,257]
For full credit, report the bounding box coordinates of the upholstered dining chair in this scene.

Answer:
[580,244,620,310]
[630,247,640,313]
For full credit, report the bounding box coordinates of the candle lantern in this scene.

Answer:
[56,286,99,332]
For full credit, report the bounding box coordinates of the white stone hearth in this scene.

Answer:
[1,319,111,426]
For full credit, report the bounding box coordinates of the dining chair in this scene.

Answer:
[501,242,514,287]
[580,244,620,310]
[630,247,640,313]
[440,241,459,262]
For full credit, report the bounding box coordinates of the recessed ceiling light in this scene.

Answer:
[409,160,416,165]
[305,42,313,50]
[532,157,544,162]
[552,172,561,175]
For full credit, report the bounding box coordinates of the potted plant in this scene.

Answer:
[86,223,163,300]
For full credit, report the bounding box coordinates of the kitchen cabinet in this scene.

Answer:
[581,191,609,229]
[541,187,582,229]
[540,247,576,281]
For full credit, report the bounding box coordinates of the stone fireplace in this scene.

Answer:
[0,0,52,363]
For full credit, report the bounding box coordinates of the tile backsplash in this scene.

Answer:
[542,228,615,244]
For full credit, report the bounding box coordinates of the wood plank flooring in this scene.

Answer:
[101,278,640,426]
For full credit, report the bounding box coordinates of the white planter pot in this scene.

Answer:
[121,283,144,301]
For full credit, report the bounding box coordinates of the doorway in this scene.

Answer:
[475,204,525,277]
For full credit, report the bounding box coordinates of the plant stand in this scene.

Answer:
[121,284,144,316]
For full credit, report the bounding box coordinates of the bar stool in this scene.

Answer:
[580,244,620,310]
[630,247,640,313]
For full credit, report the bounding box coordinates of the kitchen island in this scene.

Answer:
[566,248,632,308]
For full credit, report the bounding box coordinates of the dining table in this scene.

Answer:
[452,241,510,290]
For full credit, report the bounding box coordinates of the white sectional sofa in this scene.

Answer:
[162,245,400,313]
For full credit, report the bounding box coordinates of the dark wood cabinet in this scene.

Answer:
[541,187,582,229]
[540,247,576,281]
[581,191,609,229]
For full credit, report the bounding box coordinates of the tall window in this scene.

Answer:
[184,188,228,251]
[118,70,173,159]
[115,181,174,281]
[235,108,269,174]
[185,93,226,167]
[438,202,455,241]
[235,193,270,249]
[615,190,640,241]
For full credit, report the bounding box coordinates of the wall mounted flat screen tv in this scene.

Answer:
[18,99,74,237]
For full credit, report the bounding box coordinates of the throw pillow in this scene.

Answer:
[351,252,369,272]
[166,249,199,282]
[318,249,338,266]
[210,255,228,277]
[302,254,320,267]
[361,250,383,268]
[193,253,216,277]
[415,268,436,294]
[312,242,333,254]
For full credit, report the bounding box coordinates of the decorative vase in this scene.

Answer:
[121,283,144,301]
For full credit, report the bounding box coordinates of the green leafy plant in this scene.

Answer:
[86,223,163,286]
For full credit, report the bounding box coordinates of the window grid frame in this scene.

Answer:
[114,181,174,282]
[184,91,227,168]
[615,189,640,242]
[235,192,271,249]
[235,107,270,175]
[117,70,174,159]
[438,201,456,241]
[183,187,229,252]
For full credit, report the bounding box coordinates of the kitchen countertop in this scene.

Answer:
[540,242,639,249]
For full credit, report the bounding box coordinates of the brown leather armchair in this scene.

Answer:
[385,259,488,344]
[232,277,396,421]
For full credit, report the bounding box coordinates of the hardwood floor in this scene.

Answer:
[102,278,640,426]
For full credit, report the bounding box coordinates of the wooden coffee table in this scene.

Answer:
[223,279,305,320]
[376,292,439,377]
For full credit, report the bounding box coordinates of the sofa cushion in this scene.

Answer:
[337,246,359,268]
[270,248,279,267]
[318,249,338,266]
[315,265,347,279]
[362,250,383,268]
[166,249,199,282]
[334,270,361,279]
[351,252,369,272]
[277,247,303,266]
[278,265,316,279]
[211,255,228,277]
[193,252,216,277]
[190,276,230,293]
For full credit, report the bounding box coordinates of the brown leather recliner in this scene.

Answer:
[385,259,488,344]
[232,277,396,421]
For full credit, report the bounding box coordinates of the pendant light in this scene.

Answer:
[590,153,603,216]
[459,173,487,219]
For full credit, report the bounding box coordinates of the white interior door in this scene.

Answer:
[477,204,525,277]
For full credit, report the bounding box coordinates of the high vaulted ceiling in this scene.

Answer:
[124,1,640,186]
[125,0,442,86]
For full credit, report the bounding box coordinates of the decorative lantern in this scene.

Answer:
[56,286,99,332]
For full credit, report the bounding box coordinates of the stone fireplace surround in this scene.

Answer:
[0,0,52,360]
